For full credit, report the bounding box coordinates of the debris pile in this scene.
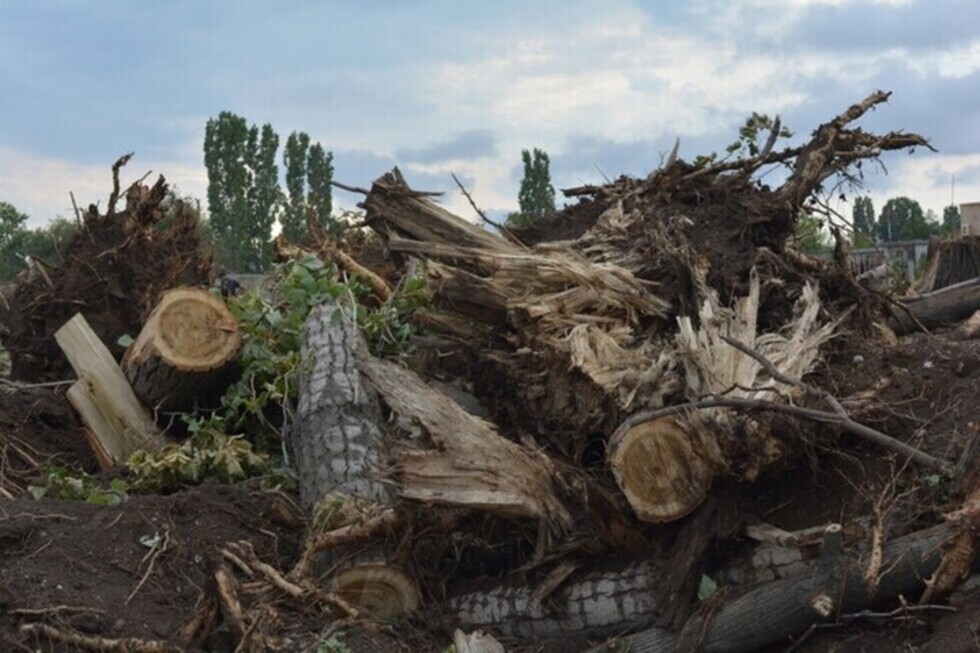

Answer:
[0,93,978,653]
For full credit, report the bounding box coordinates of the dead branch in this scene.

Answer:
[18,622,181,653]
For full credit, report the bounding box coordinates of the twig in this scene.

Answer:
[785,604,957,652]
[618,394,951,474]
[450,172,527,249]
[125,529,170,605]
[292,508,402,579]
[0,378,75,390]
[18,622,182,652]
[106,153,134,219]
[69,191,82,226]
[331,180,370,195]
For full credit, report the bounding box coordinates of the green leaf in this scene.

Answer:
[117,334,135,348]
[698,574,718,601]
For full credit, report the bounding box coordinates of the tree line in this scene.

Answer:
[852,195,960,246]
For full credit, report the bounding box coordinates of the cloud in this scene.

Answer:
[395,130,497,164]
[0,147,207,227]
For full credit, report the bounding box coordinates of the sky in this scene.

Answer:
[2,0,979,229]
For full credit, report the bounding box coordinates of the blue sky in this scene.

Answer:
[2,0,979,227]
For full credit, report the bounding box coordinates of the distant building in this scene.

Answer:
[961,202,980,236]
[850,239,931,278]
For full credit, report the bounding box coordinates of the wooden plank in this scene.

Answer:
[55,313,169,467]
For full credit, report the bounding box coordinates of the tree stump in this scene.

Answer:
[123,288,240,413]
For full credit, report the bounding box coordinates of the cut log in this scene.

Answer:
[290,301,417,619]
[607,417,716,523]
[607,273,837,523]
[122,288,240,413]
[891,275,980,334]
[329,563,420,619]
[55,313,170,468]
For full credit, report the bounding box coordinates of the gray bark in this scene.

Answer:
[290,301,389,510]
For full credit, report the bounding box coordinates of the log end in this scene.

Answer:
[129,287,240,372]
[330,564,420,619]
[608,417,714,523]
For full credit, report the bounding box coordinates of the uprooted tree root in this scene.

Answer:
[0,155,215,382]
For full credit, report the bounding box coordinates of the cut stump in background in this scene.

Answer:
[123,288,240,413]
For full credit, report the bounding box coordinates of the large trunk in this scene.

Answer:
[606,523,977,653]
[290,301,418,618]
[122,288,240,413]
[891,276,980,334]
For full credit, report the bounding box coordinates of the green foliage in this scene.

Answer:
[314,633,351,653]
[127,426,267,493]
[724,112,793,158]
[207,254,427,446]
[283,131,311,242]
[794,211,830,255]
[697,574,719,601]
[876,196,937,242]
[942,204,961,237]
[885,257,911,295]
[28,467,129,506]
[204,112,282,273]
[0,203,77,280]
[852,196,875,247]
[510,148,555,227]
[307,142,337,236]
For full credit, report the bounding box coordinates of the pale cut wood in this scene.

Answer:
[356,355,573,529]
[607,417,716,523]
[123,288,240,413]
[55,314,169,467]
[329,563,421,619]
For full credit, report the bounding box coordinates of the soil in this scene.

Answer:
[0,174,215,383]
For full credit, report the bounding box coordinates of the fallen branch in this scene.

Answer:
[18,622,181,653]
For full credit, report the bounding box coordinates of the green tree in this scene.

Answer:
[281,134,335,241]
[877,196,932,242]
[794,210,830,255]
[942,204,961,237]
[852,196,875,247]
[509,148,555,227]
[307,142,335,235]
[0,203,77,280]
[204,112,280,272]
[282,131,310,243]
[244,123,281,270]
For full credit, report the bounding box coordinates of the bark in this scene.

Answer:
[290,301,419,618]
[122,288,240,413]
[290,300,390,510]
[601,523,977,653]
[891,276,980,334]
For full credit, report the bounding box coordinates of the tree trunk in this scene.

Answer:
[290,301,418,618]
[122,288,240,413]
[891,276,980,334]
[603,523,976,653]
[291,301,390,510]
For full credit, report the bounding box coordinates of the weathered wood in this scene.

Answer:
[608,274,838,522]
[357,355,574,529]
[891,275,980,334]
[122,288,240,413]
[55,313,169,468]
[601,523,977,653]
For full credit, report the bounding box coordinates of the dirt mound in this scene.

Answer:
[0,387,95,497]
[0,157,215,382]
